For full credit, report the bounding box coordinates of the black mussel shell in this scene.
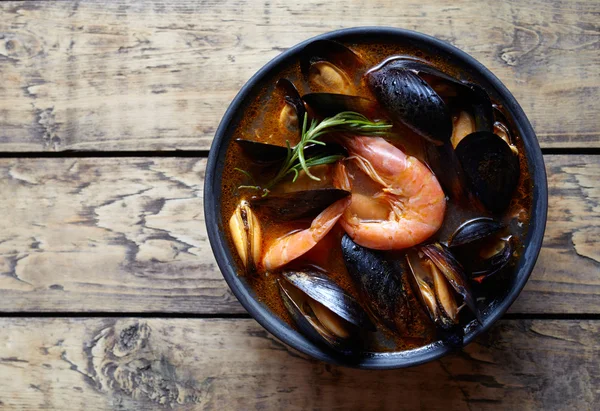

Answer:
[374,58,460,88]
[425,141,467,200]
[341,234,411,333]
[234,139,288,163]
[406,250,467,348]
[282,269,374,330]
[493,105,513,139]
[278,279,343,349]
[461,82,494,133]
[455,131,520,214]
[367,62,451,145]
[471,237,514,283]
[235,80,304,164]
[492,105,520,151]
[302,93,380,119]
[276,78,306,128]
[449,217,505,248]
[405,251,455,330]
[250,188,350,221]
[420,243,480,322]
[299,40,363,79]
[367,59,495,144]
[380,60,492,126]
[235,140,345,165]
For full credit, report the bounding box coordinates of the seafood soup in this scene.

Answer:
[221,40,532,353]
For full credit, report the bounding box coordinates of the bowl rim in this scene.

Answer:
[204,26,548,369]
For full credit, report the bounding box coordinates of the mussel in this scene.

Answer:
[276,78,306,131]
[366,58,493,145]
[492,105,519,155]
[341,234,412,334]
[367,60,452,144]
[449,217,504,247]
[278,268,373,351]
[234,78,305,163]
[406,243,479,345]
[228,200,261,273]
[449,217,514,282]
[454,131,520,213]
[419,243,480,321]
[250,188,350,221]
[406,250,460,331]
[300,40,363,95]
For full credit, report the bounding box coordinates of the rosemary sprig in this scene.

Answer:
[237,111,392,195]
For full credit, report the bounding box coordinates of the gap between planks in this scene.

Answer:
[0,312,600,320]
[0,148,597,158]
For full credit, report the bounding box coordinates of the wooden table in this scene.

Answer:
[0,1,598,409]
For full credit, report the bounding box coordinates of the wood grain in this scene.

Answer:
[0,0,598,151]
[0,155,596,314]
[0,318,597,410]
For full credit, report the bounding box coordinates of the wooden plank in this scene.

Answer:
[0,155,597,314]
[0,0,598,151]
[509,154,600,314]
[0,318,597,410]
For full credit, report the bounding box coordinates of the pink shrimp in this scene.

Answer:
[333,136,446,250]
[261,197,351,270]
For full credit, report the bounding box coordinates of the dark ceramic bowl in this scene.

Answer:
[204,27,548,369]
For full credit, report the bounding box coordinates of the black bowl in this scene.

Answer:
[204,27,548,369]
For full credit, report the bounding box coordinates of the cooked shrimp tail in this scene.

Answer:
[262,196,351,270]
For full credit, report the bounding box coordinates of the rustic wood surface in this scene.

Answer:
[0,155,596,314]
[0,318,598,410]
[0,0,598,410]
[0,0,598,151]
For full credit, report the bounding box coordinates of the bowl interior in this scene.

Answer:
[204,27,548,369]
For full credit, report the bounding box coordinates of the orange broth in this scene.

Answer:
[220,41,533,352]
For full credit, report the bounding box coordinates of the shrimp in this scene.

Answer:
[333,136,446,250]
[262,197,351,270]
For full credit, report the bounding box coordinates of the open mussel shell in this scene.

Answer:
[278,269,372,351]
[228,200,261,273]
[250,188,350,221]
[447,217,514,283]
[300,40,363,95]
[420,243,480,323]
[278,280,340,349]
[300,40,363,79]
[449,217,504,248]
[470,236,514,283]
[455,131,520,214]
[234,79,305,163]
[492,105,519,155]
[406,251,458,331]
[302,93,380,119]
[282,270,374,330]
[341,234,411,334]
[276,78,306,131]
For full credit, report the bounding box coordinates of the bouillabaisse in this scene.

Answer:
[220,40,532,354]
